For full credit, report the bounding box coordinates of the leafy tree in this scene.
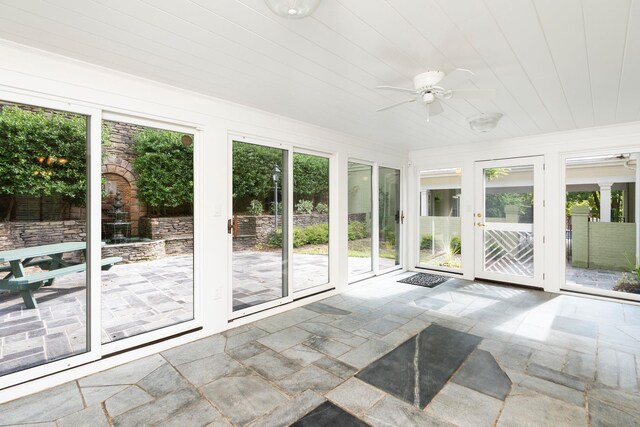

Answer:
[0,106,110,220]
[232,142,329,211]
[132,128,193,216]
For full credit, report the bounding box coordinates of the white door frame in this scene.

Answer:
[474,156,544,287]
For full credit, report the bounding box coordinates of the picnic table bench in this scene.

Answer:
[0,242,122,309]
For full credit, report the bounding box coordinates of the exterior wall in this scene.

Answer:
[0,220,86,251]
[419,217,461,249]
[571,206,636,270]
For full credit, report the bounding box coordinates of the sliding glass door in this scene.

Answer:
[230,140,333,318]
[348,162,402,282]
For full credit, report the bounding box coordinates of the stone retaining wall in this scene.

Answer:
[139,216,193,239]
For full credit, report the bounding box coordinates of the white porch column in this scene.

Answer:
[599,182,612,222]
[633,153,640,261]
[420,190,428,216]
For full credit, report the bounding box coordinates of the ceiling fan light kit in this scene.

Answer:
[375,68,493,122]
[468,113,503,132]
[264,0,322,18]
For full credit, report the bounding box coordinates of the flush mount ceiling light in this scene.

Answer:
[264,0,322,18]
[468,113,503,132]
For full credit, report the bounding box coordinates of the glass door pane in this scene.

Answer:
[418,169,462,271]
[232,141,289,312]
[348,162,373,279]
[475,159,542,285]
[378,167,401,271]
[0,101,89,377]
[563,154,639,301]
[100,121,194,344]
[292,152,329,293]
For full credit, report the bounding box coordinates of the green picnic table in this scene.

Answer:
[0,242,122,309]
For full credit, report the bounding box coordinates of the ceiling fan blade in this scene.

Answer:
[452,89,496,99]
[376,98,416,112]
[429,99,444,116]
[375,85,419,94]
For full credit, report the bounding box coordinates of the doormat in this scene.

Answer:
[398,273,449,288]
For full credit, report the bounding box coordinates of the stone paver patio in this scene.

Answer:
[1,273,639,426]
[566,264,626,291]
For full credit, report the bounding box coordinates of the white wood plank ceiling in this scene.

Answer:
[0,0,638,151]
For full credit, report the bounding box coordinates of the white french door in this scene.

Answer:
[474,157,544,287]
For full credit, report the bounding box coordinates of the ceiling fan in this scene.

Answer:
[375,69,494,121]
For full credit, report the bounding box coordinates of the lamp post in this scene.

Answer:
[272,164,281,231]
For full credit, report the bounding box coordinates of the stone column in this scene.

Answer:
[599,183,612,222]
[570,205,590,268]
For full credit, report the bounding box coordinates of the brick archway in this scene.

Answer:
[101,155,146,235]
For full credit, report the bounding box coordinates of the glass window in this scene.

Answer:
[348,162,373,278]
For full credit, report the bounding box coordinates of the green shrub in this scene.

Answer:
[315,202,329,214]
[382,226,396,246]
[303,223,329,244]
[132,128,193,216]
[247,199,263,215]
[420,234,434,250]
[0,106,111,213]
[270,201,282,214]
[450,236,461,255]
[295,199,314,214]
[348,221,369,241]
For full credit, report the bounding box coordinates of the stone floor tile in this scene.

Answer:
[291,401,368,427]
[276,365,342,396]
[225,327,269,350]
[112,387,201,427]
[78,354,165,387]
[364,395,454,427]
[158,399,231,427]
[174,352,246,387]
[564,350,596,380]
[497,389,587,427]
[161,334,226,366]
[0,382,84,425]
[453,349,511,400]
[80,384,128,406]
[244,349,303,381]
[225,341,269,361]
[588,384,640,418]
[256,326,312,353]
[326,378,385,415]
[56,405,109,427]
[306,302,351,316]
[304,336,352,358]
[507,371,584,407]
[105,385,154,418]
[281,344,325,366]
[529,349,566,372]
[253,308,319,334]
[588,397,640,427]
[527,363,587,391]
[137,362,191,397]
[201,375,288,426]
[426,383,503,427]
[338,339,393,369]
[248,390,325,427]
[297,321,356,340]
[361,318,403,336]
[313,356,358,380]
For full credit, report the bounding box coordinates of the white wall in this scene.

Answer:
[408,121,640,293]
[0,40,408,399]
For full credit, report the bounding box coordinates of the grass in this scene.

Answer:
[288,239,397,259]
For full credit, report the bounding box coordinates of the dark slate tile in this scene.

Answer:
[452,350,511,400]
[291,401,369,427]
[306,303,352,316]
[527,363,587,391]
[356,324,481,408]
[551,316,598,339]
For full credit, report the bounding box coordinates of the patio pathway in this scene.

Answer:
[565,264,626,291]
[1,273,639,426]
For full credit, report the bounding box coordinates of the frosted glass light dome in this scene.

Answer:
[264,0,322,19]
[468,113,503,132]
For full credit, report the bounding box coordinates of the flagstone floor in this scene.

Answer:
[1,273,639,426]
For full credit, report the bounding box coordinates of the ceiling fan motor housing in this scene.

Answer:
[413,70,446,90]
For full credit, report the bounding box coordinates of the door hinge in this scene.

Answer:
[543,273,545,280]
[227,218,233,234]
[543,163,546,171]
[401,210,405,224]
[543,200,545,207]
[543,235,545,243]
